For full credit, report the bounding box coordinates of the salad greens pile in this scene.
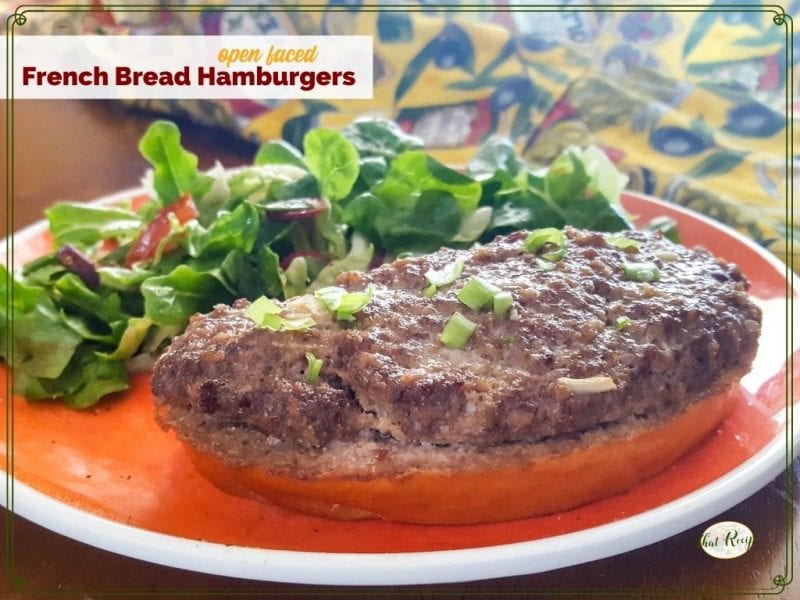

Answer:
[1,117,638,408]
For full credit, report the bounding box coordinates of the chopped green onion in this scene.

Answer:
[245,296,316,332]
[536,258,557,272]
[258,313,284,331]
[282,317,317,331]
[605,236,642,252]
[523,228,565,253]
[493,291,513,318]
[558,376,617,394]
[305,352,323,384]
[541,246,567,262]
[615,315,631,331]
[623,262,661,282]
[423,283,437,298]
[457,276,501,311]
[439,312,478,349]
[523,228,567,263]
[244,296,281,324]
[425,259,465,288]
[315,285,374,322]
[655,251,680,262]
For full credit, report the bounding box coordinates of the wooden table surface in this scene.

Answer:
[1,100,797,600]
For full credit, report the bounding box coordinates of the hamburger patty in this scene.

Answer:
[152,228,761,473]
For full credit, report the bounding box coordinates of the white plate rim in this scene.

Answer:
[1,188,797,586]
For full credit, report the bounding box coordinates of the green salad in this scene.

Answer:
[1,117,646,408]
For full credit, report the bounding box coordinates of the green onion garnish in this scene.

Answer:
[615,315,631,331]
[439,312,478,349]
[541,246,567,262]
[305,352,323,384]
[282,317,317,331]
[623,262,661,282]
[523,228,565,253]
[605,236,642,252]
[457,276,501,311]
[523,228,567,263]
[493,291,513,317]
[536,258,557,272]
[258,313,284,331]
[244,296,281,323]
[315,285,374,322]
[245,296,316,331]
[424,259,465,297]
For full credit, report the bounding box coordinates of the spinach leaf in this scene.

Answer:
[141,265,234,326]
[8,302,82,380]
[138,120,199,204]
[255,140,307,170]
[374,189,462,254]
[645,216,680,243]
[358,156,388,188]
[33,347,129,408]
[373,151,482,215]
[20,254,66,287]
[97,317,152,360]
[269,173,320,201]
[60,312,125,345]
[53,273,127,325]
[303,129,360,201]
[342,118,423,160]
[0,266,82,382]
[312,209,348,259]
[546,147,632,231]
[342,192,382,244]
[281,256,309,298]
[545,148,590,205]
[188,202,261,258]
[63,352,129,408]
[453,207,492,243]
[220,245,284,300]
[309,233,374,290]
[581,146,630,207]
[468,137,522,178]
[98,266,155,291]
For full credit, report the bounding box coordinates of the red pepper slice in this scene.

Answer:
[124,194,198,267]
[167,193,200,223]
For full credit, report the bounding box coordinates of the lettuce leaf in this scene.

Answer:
[342,118,423,160]
[138,120,198,204]
[45,203,141,248]
[141,265,234,327]
[303,129,360,201]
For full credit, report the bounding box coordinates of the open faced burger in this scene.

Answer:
[151,227,761,524]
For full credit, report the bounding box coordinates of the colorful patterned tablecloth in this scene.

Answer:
[7,1,797,267]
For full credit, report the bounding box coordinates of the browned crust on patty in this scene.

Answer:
[151,228,761,478]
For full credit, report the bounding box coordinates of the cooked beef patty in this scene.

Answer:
[152,228,761,477]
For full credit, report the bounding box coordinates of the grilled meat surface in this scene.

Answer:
[152,228,761,470]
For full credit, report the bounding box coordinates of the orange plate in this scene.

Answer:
[1,193,795,554]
